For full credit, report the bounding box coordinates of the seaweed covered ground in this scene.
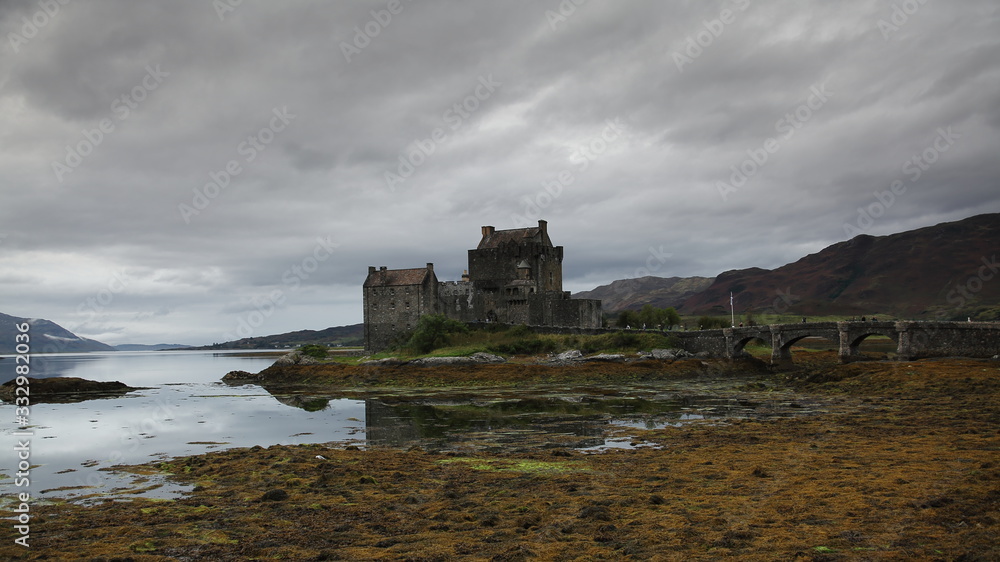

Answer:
[3,354,999,560]
[241,355,773,391]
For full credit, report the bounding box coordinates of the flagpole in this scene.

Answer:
[730,292,735,327]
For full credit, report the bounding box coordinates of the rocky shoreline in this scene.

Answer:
[222,348,737,388]
[0,376,138,403]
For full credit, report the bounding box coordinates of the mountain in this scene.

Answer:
[0,312,116,353]
[573,276,715,313]
[114,344,192,351]
[192,323,364,350]
[678,213,1000,320]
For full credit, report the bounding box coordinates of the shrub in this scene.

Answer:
[696,316,731,330]
[507,324,533,338]
[298,344,329,360]
[608,332,641,349]
[407,314,470,354]
[616,306,681,329]
[488,337,557,356]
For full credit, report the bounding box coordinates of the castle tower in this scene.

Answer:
[362,220,601,351]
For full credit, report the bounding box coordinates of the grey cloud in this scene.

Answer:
[1,0,997,345]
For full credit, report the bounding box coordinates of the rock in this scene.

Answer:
[468,352,506,363]
[408,353,506,366]
[694,351,712,359]
[0,376,136,403]
[409,356,467,366]
[271,350,320,366]
[555,350,583,361]
[584,353,626,362]
[222,370,259,381]
[409,353,504,366]
[360,357,404,366]
[272,351,301,366]
[642,348,696,361]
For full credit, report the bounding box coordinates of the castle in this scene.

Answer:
[363,220,603,351]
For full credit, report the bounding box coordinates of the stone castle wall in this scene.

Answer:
[363,222,602,352]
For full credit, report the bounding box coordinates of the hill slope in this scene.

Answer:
[573,276,714,313]
[0,313,116,353]
[194,324,364,350]
[114,344,192,351]
[678,213,1000,320]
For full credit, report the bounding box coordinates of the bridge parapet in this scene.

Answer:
[895,321,1000,361]
[674,321,1000,365]
[672,329,729,358]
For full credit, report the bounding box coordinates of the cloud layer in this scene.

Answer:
[2,0,998,344]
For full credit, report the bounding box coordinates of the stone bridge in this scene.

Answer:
[672,321,1000,365]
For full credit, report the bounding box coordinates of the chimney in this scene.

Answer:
[426,262,434,272]
[368,266,376,275]
[538,219,547,234]
[481,225,495,237]
[380,266,387,272]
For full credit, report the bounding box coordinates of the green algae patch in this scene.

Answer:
[140,504,213,517]
[437,456,592,475]
[130,539,158,553]
[178,528,238,545]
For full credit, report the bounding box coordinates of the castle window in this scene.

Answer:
[405,301,410,309]
[390,301,395,309]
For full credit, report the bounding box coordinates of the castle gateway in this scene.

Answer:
[363,220,602,351]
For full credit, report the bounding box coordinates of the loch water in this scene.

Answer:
[0,350,831,504]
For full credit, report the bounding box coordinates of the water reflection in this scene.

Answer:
[0,350,284,385]
[0,351,337,504]
[265,386,823,452]
[0,351,831,504]
[0,383,366,504]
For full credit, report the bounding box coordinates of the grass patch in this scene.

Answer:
[451,329,681,357]
[325,325,682,363]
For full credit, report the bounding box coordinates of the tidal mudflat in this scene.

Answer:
[2,353,998,560]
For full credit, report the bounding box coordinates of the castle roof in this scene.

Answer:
[363,267,434,287]
[477,222,553,250]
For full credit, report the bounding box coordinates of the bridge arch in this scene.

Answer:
[838,321,898,362]
[770,323,841,364]
[732,335,768,355]
[846,332,898,353]
[725,326,772,359]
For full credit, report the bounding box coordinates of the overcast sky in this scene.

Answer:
[1,0,998,345]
